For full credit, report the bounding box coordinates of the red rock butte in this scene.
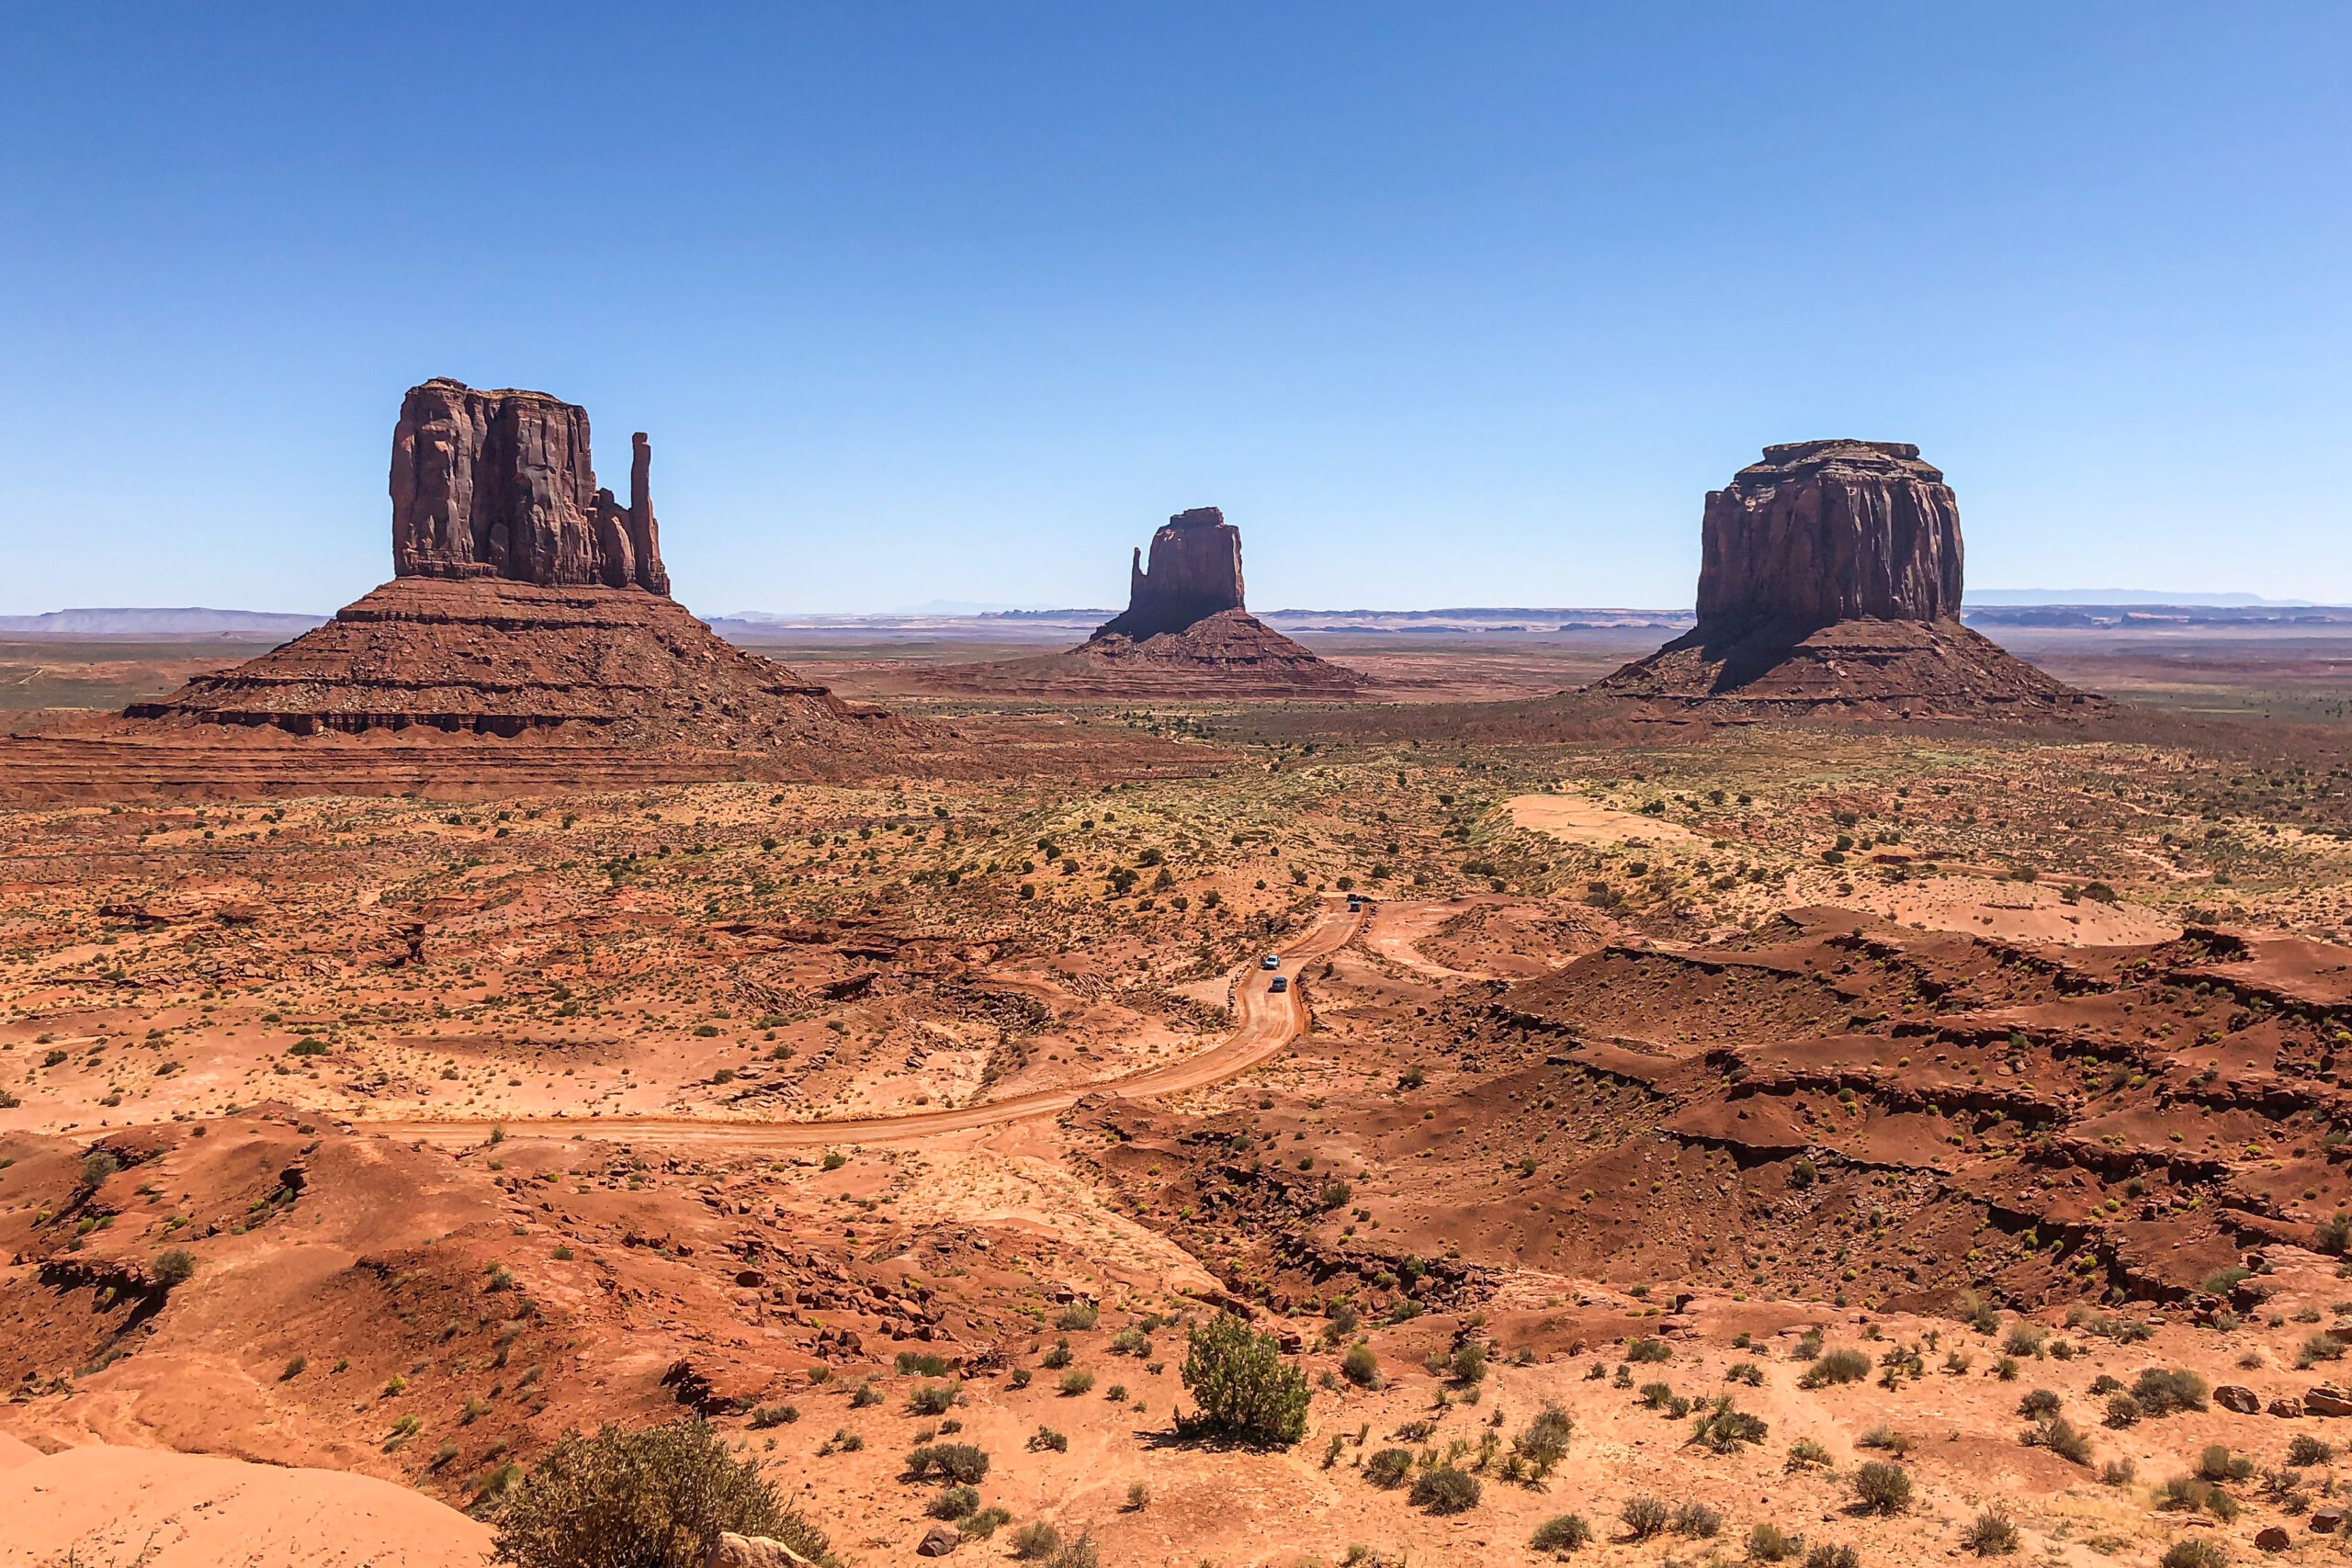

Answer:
[1589,439,2102,719]
[921,506,1367,698]
[121,378,905,751]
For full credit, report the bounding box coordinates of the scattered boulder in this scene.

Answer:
[2271,1396,2307,1418]
[2311,1507,2345,1534]
[2216,1384,2262,1414]
[917,1523,962,1556]
[2256,1528,2292,1552]
[703,1533,817,1568]
[2307,1384,2352,1416]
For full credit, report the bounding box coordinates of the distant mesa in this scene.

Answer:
[1588,439,2102,718]
[125,378,905,750]
[922,506,1369,698]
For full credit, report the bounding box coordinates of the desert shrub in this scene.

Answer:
[1364,1448,1414,1488]
[2159,1542,2227,1568]
[280,1355,307,1381]
[961,1507,1012,1540]
[2195,1445,2254,1483]
[490,1418,832,1568]
[1993,1356,2020,1382]
[1057,1370,1094,1396]
[1799,1349,1871,1388]
[1012,1520,1061,1560]
[848,1382,882,1409]
[1853,1462,1913,1514]
[2300,1333,2347,1368]
[153,1249,197,1288]
[1620,1496,1670,1540]
[1626,1337,1672,1363]
[1804,1548,1859,1568]
[930,1485,979,1520]
[2103,1393,2143,1427]
[2018,1388,2061,1418]
[896,1351,955,1377]
[1178,1314,1310,1446]
[1672,1502,1724,1539]
[1109,1327,1150,1357]
[1451,1341,1488,1384]
[1857,1426,1911,1457]
[2031,1416,2094,1466]
[1026,1426,1068,1453]
[1341,1343,1380,1387]
[2320,1213,2352,1256]
[2132,1369,2209,1416]
[1411,1465,1480,1514]
[1040,1343,1072,1370]
[1531,1514,1592,1553]
[1785,1438,1832,1470]
[1057,1303,1100,1331]
[1960,1506,2020,1556]
[748,1405,798,1429]
[1747,1522,1804,1562]
[1957,1292,2002,1335]
[2089,1373,2123,1395]
[905,1442,990,1484]
[2156,1477,2240,1521]
[1638,1380,1677,1410]
[2001,1324,2047,1359]
[1727,1360,1765,1386]
[1512,1404,1575,1481]
[909,1382,958,1416]
[1125,1480,1149,1512]
[2290,1435,2335,1467]
[2100,1460,2137,1487]
[1691,1399,1770,1452]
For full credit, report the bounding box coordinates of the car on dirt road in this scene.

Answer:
[1269,976,1288,992]
[1261,954,1281,969]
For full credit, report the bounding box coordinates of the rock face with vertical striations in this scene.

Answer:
[390,378,669,594]
[1097,506,1247,639]
[1695,441,1962,636]
[1588,441,2100,718]
[125,379,911,751]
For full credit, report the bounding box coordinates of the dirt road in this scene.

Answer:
[371,902,1363,1148]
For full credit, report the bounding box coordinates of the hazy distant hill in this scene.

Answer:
[0,607,328,637]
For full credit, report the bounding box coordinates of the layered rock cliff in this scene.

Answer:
[390,378,668,593]
[1096,507,1246,639]
[1696,440,1962,636]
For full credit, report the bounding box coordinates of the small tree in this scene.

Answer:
[1178,1314,1309,1446]
[492,1419,832,1568]
[1854,1461,1913,1515]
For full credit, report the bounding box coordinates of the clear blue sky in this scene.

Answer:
[5,4,2346,615]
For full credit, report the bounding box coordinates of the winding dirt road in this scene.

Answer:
[371,902,1363,1148]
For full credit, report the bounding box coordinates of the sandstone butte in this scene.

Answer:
[121,379,910,753]
[1587,438,2105,718]
[931,506,1369,698]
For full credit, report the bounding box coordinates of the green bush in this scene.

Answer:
[2031,1416,2094,1467]
[1512,1404,1575,1481]
[1625,1337,1672,1363]
[1673,1502,1723,1539]
[905,1443,990,1484]
[1960,1507,2019,1557]
[1621,1496,1669,1540]
[1341,1343,1380,1387]
[2290,1436,2335,1467]
[1804,1548,1859,1568]
[1364,1448,1413,1488]
[1410,1465,1480,1515]
[2018,1389,2061,1418]
[490,1419,832,1568]
[1785,1438,1832,1470]
[1799,1349,1871,1388]
[2159,1540,2227,1568]
[909,1383,958,1416]
[1532,1513,1591,1552]
[1178,1314,1309,1446]
[2132,1369,2209,1416]
[2195,1445,2253,1484]
[152,1249,197,1288]
[1853,1461,1913,1514]
[1057,1303,1100,1332]
[1012,1520,1060,1560]
[2001,1324,2046,1359]
[1691,1399,1769,1452]
[930,1485,979,1520]
[1747,1522,1804,1562]
[1057,1370,1094,1396]
[896,1352,955,1377]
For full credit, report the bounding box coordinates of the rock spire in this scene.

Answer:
[1097,506,1246,639]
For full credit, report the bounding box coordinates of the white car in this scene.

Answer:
[1261,954,1281,970]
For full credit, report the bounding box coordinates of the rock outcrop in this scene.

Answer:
[126,379,910,751]
[1696,441,1961,637]
[390,378,667,593]
[1097,506,1246,639]
[918,507,1368,698]
[1588,441,2101,720]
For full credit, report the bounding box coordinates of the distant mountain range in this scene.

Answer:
[0,607,329,636]
[1967,590,2319,607]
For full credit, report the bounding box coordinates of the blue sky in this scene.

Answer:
[4,4,2346,615]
